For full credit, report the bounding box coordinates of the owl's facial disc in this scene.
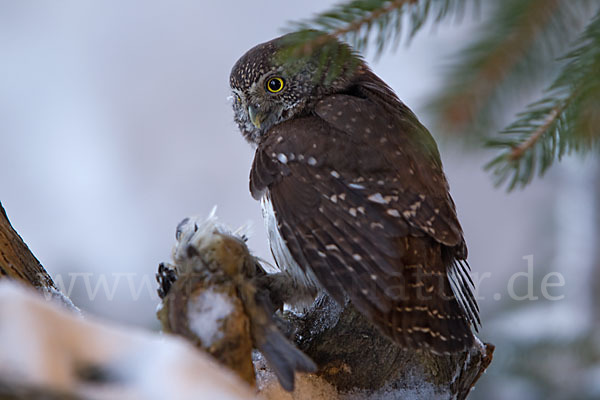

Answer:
[248,75,287,128]
[230,73,296,144]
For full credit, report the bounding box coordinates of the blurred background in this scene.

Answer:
[0,1,598,399]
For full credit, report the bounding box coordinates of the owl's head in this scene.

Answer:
[230,32,362,144]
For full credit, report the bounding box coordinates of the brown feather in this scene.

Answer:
[236,36,480,353]
[250,85,479,353]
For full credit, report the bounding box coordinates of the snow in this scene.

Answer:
[261,374,339,400]
[256,357,339,400]
[0,281,254,400]
[343,380,448,400]
[258,369,449,400]
[255,347,451,400]
[41,285,81,313]
[187,288,234,346]
[0,280,475,399]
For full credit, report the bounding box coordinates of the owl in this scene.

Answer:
[229,33,479,354]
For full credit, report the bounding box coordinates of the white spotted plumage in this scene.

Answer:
[234,33,480,354]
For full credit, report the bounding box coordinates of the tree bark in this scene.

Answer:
[285,295,494,399]
[0,201,56,290]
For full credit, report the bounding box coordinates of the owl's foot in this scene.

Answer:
[254,272,318,314]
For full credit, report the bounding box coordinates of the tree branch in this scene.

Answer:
[284,295,493,398]
[508,102,563,161]
[298,0,417,54]
[0,201,55,290]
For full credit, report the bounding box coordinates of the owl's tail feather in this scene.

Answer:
[255,328,317,392]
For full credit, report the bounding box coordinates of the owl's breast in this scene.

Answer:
[260,193,321,292]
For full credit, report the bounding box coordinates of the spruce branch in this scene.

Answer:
[507,102,564,162]
[428,0,580,135]
[485,10,600,190]
[282,0,469,58]
[296,0,416,55]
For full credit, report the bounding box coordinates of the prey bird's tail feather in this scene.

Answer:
[255,327,317,391]
[245,284,317,392]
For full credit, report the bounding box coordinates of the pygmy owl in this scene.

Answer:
[230,33,479,354]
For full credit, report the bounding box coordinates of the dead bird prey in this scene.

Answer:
[156,212,316,391]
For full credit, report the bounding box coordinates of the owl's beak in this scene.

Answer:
[248,105,266,129]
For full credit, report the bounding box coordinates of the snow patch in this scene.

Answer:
[342,372,449,400]
[187,289,234,346]
[256,349,449,400]
[0,281,254,400]
[41,286,81,314]
[258,367,338,400]
[259,370,448,400]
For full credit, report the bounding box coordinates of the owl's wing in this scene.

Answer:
[314,93,480,333]
[317,94,467,250]
[250,97,478,352]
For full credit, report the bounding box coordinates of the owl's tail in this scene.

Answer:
[371,238,479,354]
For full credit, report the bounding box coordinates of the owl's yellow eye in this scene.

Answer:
[266,77,285,93]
